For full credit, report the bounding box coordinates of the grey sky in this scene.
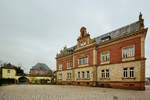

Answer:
[0,0,149,76]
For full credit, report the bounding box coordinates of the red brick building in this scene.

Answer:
[56,13,148,90]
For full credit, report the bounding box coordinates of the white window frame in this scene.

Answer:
[123,68,128,78]
[101,51,110,62]
[85,56,88,64]
[123,48,128,58]
[101,53,105,62]
[58,73,62,80]
[67,61,72,68]
[87,71,90,79]
[7,69,10,73]
[130,68,134,78]
[106,69,109,78]
[129,47,134,57]
[122,45,135,58]
[78,72,80,79]
[82,71,85,79]
[101,70,105,78]
[78,56,88,65]
[58,64,62,70]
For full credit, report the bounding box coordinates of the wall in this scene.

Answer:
[97,37,141,65]
[2,68,16,79]
[97,60,143,82]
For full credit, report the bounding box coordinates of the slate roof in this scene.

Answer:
[31,63,50,70]
[56,20,142,58]
[95,21,141,44]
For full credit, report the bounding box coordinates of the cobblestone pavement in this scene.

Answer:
[0,85,150,100]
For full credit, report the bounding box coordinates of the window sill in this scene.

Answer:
[78,64,89,67]
[101,61,110,65]
[122,77,136,80]
[122,57,135,62]
[66,67,72,69]
[77,78,90,80]
[100,78,110,80]
[66,79,72,80]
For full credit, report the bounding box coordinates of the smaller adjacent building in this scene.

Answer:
[30,63,51,76]
[0,63,52,84]
[0,63,17,84]
[29,63,52,84]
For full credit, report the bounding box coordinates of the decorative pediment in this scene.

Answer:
[77,26,92,48]
[77,27,90,40]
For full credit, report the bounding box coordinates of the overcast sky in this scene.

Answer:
[0,0,149,76]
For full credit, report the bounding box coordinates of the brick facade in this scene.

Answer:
[30,69,50,76]
[56,14,148,90]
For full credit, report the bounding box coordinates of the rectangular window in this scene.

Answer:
[123,48,128,58]
[67,73,71,79]
[82,58,85,65]
[101,70,105,78]
[122,46,135,58]
[123,68,128,78]
[129,47,134,57]
[7,69,10,73]
[82,71,85,79]
[67,61,69,68]
[70,73,71,79]
[78,72,80,79]
[101,53,105,62]
[67,61,72,68]
[67,73,69,79]
[130,68,134,78]
[78,56,88,65]
[106,53,110,61]
[106,69,109,78]
[79,58,81,65]
[58,64,62,70]
[58,73,62,80]
[85,56,88,64]
[87,71,90,79]
[101,51,110,62]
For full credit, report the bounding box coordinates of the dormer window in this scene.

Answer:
[101,36,111,42]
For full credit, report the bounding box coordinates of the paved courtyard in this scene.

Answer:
[0,85,150,100]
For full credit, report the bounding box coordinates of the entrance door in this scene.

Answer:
[18,77,29,84]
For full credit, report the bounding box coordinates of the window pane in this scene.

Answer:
[106,69,109,78]
[87,71,90,79]
[130,68,134,78]
[101,70,105,78]
[123,68,128,78]
[82,72,85,79]
[78,72,80,79]
[101,53,105,62]
[85,56,88,64]
[129,47,134,57]
[123,48,127,58]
